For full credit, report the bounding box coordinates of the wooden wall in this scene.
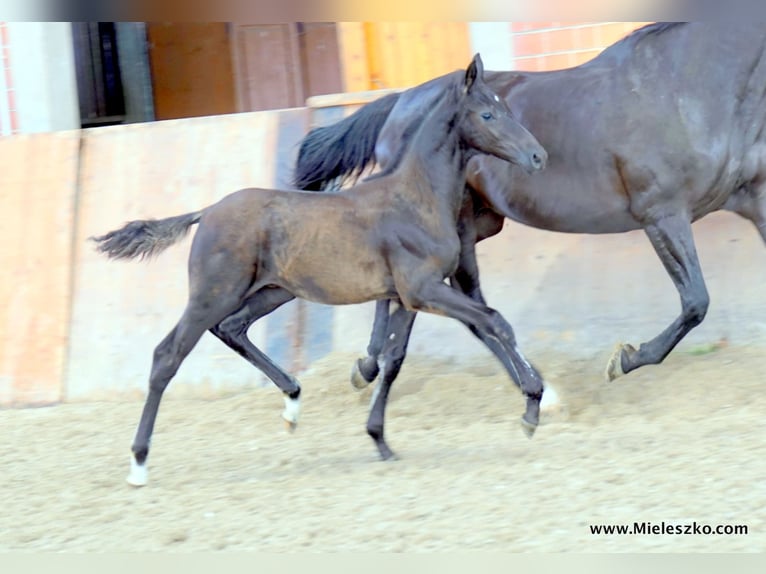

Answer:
[338,22,471,91]
[510,22,652,71]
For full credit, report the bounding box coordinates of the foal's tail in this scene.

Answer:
[90,210,203,261]
[292,91,401,191]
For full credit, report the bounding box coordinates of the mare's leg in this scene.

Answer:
[208,287,303,430]
[606,213,709,381]
[365,302,418,460]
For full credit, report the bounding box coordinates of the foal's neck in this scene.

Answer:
[404,86,474,216]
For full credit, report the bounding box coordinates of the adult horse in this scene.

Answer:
[294,22,766,390]
[92,55,547,486]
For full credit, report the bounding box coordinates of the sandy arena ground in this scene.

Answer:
[1,345,764,552]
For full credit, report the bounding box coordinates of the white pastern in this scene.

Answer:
[126,457,148,487]
[282,394,301,424]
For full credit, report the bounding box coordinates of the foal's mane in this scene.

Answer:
[363,76,460,183]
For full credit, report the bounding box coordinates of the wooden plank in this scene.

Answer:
[232,23,304,111]
[146,23,236,120]
[298,22,344,100]
[336,22,370,93]
[0,132,80,405]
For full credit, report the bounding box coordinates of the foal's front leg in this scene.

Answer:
[403,279,544,436]
[365,301,418,460]
[350,205,501,390]
[209,287,303,430]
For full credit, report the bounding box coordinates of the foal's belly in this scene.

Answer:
[270,246,397,305]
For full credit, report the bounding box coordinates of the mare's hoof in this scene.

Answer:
[350,359,373,390]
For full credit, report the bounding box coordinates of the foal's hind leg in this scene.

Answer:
[129,293,244,486]
[350,299,390,389]
[209,287,303,431]
[606,213,710,381]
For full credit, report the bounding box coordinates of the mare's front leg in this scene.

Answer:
[606,212,710,381]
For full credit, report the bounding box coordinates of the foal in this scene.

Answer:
[92,55,547,486]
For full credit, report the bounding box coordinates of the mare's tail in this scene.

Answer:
[292,91,401,191]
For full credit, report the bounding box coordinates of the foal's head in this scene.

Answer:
[457,54,547,174]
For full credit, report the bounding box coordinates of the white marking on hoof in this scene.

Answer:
[126,458,148,487]
[282,394,301,430]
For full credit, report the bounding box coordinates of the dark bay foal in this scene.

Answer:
[92,55,547,486]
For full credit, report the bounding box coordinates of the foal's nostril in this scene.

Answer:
[531,151,546,170]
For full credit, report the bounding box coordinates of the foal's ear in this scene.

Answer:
[464,53,484,93]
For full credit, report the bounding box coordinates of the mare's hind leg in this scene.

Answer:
[606,213,710,381]
[129,291,245,486]
[208,287,303,431]
[365,302,417,460]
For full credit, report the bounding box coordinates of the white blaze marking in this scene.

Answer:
[494,94,500,102]
[282,394,301,424]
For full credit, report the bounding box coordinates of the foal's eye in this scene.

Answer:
[481,112,493,120]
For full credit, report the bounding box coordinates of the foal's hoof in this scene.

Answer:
[605,343,632,382]
[520,417,538,439]
[378,447,399,462]
[281,394,300,433]
[350,359,373,390]
[126,459,148,487]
